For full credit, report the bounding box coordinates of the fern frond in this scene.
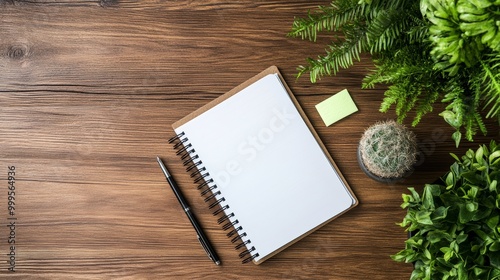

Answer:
[297,24,368,82]
[386,81,419,123]
[287,0,363,42]
[292,0,424,83]
[407,24,428,45]
[379,78,434,125]
[362,44,442,126]
[365,1,420,53]
[441,77,486,145]
[464,90,485,141]
[474,110,488,137]
[480,55,500,118]
[412,89,440,126]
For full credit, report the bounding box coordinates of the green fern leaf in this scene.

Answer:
[297,26,369,82]
[480,56,500,118]
[287,0,362,42]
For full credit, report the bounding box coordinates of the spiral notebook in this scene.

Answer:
[169,66,358,264]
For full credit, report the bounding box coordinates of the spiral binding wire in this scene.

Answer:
[169,132,260,264]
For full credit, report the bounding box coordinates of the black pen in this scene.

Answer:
[156,156,221,266]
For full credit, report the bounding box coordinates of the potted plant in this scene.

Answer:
[288,0,500,147]
[358,120,418,183]
[393,140,500,279]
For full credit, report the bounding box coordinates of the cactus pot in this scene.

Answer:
[357,120,417,184]
[357,144,414,184]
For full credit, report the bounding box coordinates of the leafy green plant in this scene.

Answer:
[358,120,417,180]
[288,0,500,146]
[393,140,500,280]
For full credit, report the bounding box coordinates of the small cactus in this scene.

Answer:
[359,120,417,179]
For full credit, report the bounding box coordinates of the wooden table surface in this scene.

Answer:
[1,1,498,279]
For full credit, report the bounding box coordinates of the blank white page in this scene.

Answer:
[174,73,356,264]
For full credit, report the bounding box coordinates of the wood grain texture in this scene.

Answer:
[0,1,499,279]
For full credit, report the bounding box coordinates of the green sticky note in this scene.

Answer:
[315,89,358,126]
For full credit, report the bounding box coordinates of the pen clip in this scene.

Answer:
[196,234,214,261]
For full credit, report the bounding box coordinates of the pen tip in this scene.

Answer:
[215,261,221,266]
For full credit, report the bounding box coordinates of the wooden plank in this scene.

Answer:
[0,0,498,278]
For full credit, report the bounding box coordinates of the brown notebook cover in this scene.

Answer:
[170,66,358,264]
